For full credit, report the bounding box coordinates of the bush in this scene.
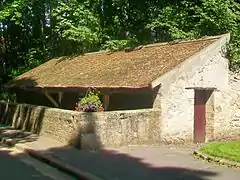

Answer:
[74,89,104,112]
[0,91,16,102]
[101,38,139,51]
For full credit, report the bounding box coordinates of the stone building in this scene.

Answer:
[4,33,239,145]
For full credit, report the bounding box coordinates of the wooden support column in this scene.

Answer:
[58,92,63,107]
[103,94,109,110]
[44,90,59,108]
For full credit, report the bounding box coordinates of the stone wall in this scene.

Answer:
[152,34,236,143]
[214,72,240,140]
[0,101,161,148]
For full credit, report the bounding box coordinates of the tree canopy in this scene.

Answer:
[0,0,240,87]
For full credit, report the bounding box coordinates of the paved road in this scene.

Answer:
[0,144,76,180]
[101,145,240,180]
[1,141,239,180]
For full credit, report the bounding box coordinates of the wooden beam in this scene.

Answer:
[151,77,162,89]
[103,94,109,110]
[15,86,151,94]
[44,90,59,108]
[1,99,9,124]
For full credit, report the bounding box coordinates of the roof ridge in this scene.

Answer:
[144,35,222,49]
[82,34,224,57]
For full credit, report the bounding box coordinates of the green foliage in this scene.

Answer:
[148,0,239,39]
[7,47,45,78]
[52,0,100,55]
[26,48,45,69]
[147,2,199,41]
[198,0,238,34]
[0,0,26,26]
[101,38,139,51]
[0,91,16,102]
[147,0,240,68]
[0,0,240,88]
[228,33,240,71]
[199,0,240,69]
[75,90,104,112]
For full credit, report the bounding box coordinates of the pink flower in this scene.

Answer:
[73,103,78,110]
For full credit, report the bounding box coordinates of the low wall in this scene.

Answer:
[0,101,161,148]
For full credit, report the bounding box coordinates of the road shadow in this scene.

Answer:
[0,127,38,145]
[1,144,220,180]
[0,145,58,180]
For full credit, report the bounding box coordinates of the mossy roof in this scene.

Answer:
[9,37,218,90]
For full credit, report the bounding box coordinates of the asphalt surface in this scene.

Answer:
[0,141,239,180]
[101,146,240,180]
[0,143,76,180]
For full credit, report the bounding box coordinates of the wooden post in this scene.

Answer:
[103,94,109,110]
[58,92,63,107]
[1,99,9,124]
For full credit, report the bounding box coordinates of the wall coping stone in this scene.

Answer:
[0,100,159,115]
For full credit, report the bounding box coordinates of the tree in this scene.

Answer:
[0,0,239,90]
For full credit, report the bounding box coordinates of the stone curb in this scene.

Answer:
[0,136,105,180]
[193,150,240,168]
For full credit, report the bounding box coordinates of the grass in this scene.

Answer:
[200,141,240,162]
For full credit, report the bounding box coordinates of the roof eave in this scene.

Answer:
[9,84,153,93]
